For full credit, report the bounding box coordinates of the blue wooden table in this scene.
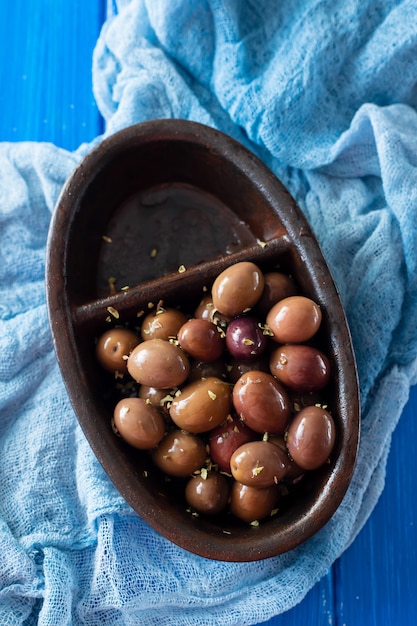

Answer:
[1,3,416,624]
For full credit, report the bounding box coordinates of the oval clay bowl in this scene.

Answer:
[46,119,359,562]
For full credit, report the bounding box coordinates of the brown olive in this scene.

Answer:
[230,440,289,488]
[255,271,298,317]
[269,344,331,392]
[194,295,231,329]
[211,261,264,317]
[169,376,232,433]
[113,397,165,449]
[96,328,140,373]
[286,405,336,470]
[229,481,280,523]
[152,429,207,477]
[140,306,188,341]
[185,472,230,515]
[127,338,190,388]
[177,318,224,362]
[232,370,291,435]
[266,296,322,344]
[138,385,174,416]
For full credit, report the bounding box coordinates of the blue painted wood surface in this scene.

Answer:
[1,3,416,624]
[0,0,104,149]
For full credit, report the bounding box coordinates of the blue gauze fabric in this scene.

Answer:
[1,1,417,624]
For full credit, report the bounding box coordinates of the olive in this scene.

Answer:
[208,415,257,473]
[286,405,336,470]
[137,385,174,416]
[140,306,188,341]
[229,481,280,523]
[96,327,140,373]
[194,295,231,329]
[169,377,232,433]
[269,344,331,392]
[113,397,165,449]
[127,338,190,388]
[255,271,298,317]
[211,261,264,317]
[177,318,224,362]
[266,296,322,344]
[230,440,289,488]
[185,472,230,515]
[225,316,268,360]
[152,429,207,477]
[232,371,291,435]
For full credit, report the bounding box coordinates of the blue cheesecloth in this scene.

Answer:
[1,0,417,623]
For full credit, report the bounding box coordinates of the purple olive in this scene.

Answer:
[208,415,257,473]
[225,316,268,360]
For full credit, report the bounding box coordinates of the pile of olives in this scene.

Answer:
[96,261,336,525]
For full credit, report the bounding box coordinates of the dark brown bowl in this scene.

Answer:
[46,119,359,561]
